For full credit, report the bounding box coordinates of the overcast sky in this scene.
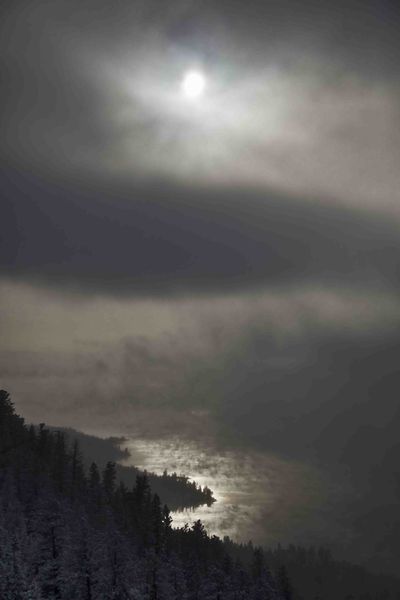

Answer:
[1,0,400,574]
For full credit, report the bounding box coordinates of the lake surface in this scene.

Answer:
[120,436,340,547]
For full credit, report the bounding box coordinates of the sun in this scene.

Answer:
[181,70,206,99]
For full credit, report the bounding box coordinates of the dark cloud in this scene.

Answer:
[171,0,400,74]
[1,1,399,295]
[2,167,400,296]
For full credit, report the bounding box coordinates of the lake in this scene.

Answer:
[119,436,342,548]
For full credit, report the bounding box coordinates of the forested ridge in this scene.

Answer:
[46,427,215,511]
[1,389,399,600]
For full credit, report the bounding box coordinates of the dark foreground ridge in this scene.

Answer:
[1,390,399,599]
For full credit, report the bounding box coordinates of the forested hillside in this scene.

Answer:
[1,389,399,599]
[0,390,283,599]
[48,427,214,511]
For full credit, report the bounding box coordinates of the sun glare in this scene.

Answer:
[181,70,206,98]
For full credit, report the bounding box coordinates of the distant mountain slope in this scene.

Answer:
[47,426,215,511]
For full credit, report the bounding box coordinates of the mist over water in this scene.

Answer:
[120,436,347,548]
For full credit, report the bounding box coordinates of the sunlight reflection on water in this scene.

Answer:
[120,437,331,545]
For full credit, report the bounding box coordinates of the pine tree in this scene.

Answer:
[52,431,68,493]
[277,565,293,600]
[70,439,86,501]
[151,493,163,554]
[88,462,103,512]
[102,461,116,504]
